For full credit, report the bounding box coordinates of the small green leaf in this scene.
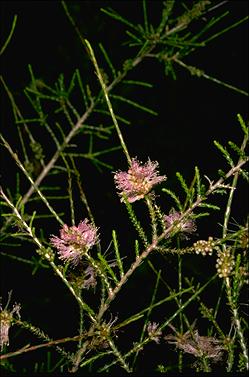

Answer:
[214,140,234,167]
[111,94,157,115]
[237,114,248,136]
[162,188,182,211]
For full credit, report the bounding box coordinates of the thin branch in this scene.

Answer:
[0,187,96,323]
[174,58,248,97]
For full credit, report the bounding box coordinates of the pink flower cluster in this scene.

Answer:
[114,157,166,203]
[50,219,99,265]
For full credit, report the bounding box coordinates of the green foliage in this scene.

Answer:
[162,188,183,211]
[123,197,148,246]
[0,15,17,56]
[112,230,124,278]
[214,140,234,167]
[101,1,248,96]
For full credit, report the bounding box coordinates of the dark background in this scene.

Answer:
[0,1,248,374]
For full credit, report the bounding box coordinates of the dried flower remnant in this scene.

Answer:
[216,248,235,278]
[164,209,196,238]
[239,225,249,250]
[90,316,119,350]
[165,325,224,362]
[69,264,98,290]
[238,266,249,285]
[147,322,162,344]
[50,219,99,266]
[82,265,97,289]
[114,158,166,203]
[0,295,21,351]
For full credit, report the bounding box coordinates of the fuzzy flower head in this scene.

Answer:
[147,322,162,344]
[114,157,166,203]
[0,293,21,351]
[164,209,196,238]
[50,219,99,266]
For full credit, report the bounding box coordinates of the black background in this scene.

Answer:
[0,1,248,374]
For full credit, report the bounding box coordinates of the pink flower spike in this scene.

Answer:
[114,157,166,203]
[50,219,99,266]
